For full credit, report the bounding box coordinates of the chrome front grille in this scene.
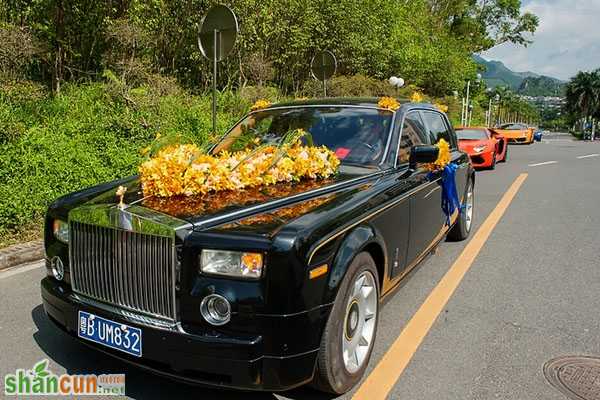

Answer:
[69,222,176,321]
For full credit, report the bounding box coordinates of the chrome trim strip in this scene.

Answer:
[423,186,441,199]
[194,171,386,229]
[254,302,335,318]
[306,178,441,265]
[70,293,177,329]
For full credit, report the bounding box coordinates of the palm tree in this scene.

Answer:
[565,69,600,138]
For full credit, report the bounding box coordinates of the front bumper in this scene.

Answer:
[469,151,494,168]
[41,277,321,391]
[507,136,531,144]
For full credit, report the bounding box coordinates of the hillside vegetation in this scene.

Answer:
[518,76,565,97]
[474,55,565,96]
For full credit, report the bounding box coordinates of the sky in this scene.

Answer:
[481,0,600,81]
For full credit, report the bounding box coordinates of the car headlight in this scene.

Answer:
[52,219,69,244]
[473,146,487,154]
[200,250,264,279]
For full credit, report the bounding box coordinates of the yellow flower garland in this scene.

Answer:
[139,141,340,198]
[426,138,451,171]
[411,91,424,103]
[377,96,400,111]
[434,103,449,113]
[250,99,272,111]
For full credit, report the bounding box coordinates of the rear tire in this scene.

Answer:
[448,178,474,241]
[311,252,379,394]
[489,152,497,170]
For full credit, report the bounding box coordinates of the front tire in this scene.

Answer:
[489,152,497,170]
[448,178,474,241]
[501,147,508,163]
[312,252,379,394]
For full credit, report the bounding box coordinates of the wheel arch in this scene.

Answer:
[322,224,388,305]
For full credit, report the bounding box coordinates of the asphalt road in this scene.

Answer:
[1,132,599,399]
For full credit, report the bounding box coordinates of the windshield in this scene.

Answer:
[211,107,393,167]
[499,123,527,130]
[456,129,488,140]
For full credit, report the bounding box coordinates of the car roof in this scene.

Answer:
[263,97,440,112]
[456,126,489,131]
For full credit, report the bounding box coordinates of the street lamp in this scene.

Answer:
[388,76,405,97]
[493,94,500,126]
[468,103,474,127]
[462,74,481,126]
[388,76,405,88]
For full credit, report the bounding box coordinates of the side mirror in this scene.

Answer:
[409,145,439,169]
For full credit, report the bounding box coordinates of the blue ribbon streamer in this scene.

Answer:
[440,162,461,226]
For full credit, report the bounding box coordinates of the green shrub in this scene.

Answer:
[0,82,248,243]
[238,85,281,104]
[301,74,400,98]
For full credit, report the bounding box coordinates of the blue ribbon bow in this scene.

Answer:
[440,162,462,226]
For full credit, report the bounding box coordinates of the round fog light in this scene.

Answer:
[200,294,231,326]
[51,256,64,281]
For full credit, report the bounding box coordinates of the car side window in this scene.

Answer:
[397,112,429,165]
[422,111,456,149]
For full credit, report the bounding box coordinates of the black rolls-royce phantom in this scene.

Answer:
[41,98,475,394]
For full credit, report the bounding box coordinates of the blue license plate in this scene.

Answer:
[78,311,142,357]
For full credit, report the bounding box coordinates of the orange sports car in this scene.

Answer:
[456,126,508,169]
[494,123,534,144]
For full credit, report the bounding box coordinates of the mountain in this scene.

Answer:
[518,76,565,97]
[473,55,565,96]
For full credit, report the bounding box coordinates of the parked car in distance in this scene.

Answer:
[533,129,543,142]
[494,123,534,144]
[456,126,508,169]
[41,98,475,395]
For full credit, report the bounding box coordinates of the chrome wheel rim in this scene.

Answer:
[342,270,377,374]
[465,183,474,232]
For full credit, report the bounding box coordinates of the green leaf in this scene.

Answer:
[34,359,48,375]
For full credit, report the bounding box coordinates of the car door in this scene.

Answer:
[371,113,414,280]
[401,111,447,266]
[420,110,469,224]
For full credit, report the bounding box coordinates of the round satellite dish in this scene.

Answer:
[198,5,239,62]
[311,50,337,81]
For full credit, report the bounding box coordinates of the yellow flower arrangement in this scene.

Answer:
[377,96,400,111]
[411,91,425,103]
[425,138,451,171]
[139,135,340,198]
[434,103,449,113]
[250,99,272,111]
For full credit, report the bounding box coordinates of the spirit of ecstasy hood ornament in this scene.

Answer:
[116,186,128,209]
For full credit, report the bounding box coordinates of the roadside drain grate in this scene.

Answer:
[543,356,600,400]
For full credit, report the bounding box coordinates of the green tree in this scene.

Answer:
[428,0,539,51]
[565,70,600,120]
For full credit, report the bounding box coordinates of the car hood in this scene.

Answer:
[458,139,490,153]
[75,167,381,235]
[494,129,530,138]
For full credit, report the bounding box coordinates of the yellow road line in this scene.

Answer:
[352,173,528,400]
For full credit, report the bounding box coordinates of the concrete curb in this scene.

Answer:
[0,240,44,271]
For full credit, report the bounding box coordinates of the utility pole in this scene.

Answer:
[462,81,471,126]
